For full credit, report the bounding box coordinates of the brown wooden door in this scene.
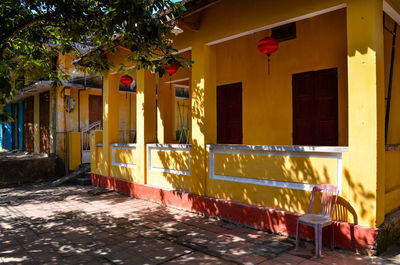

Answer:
[40,92,50,153]
[89,95,103,125]
[23,97,34,152]
[292,68,338,146]
[217,83,243,144]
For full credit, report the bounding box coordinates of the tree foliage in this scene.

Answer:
[0,0,190,120]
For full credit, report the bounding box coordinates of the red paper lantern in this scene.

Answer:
[120,75,133,86]
[257,37,279,75]
[258,37,279,55]
[166,63,179,76]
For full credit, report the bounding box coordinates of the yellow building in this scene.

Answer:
[87,0,400,253]
[8,53,136,172]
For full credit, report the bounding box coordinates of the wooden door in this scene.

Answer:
[292,68,338,146]
[23,97,34,152]
[89,95,103,126]
[40,92,50,153]
[217,83,243,144]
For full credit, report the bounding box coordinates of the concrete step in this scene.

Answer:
[76,177,91,186]
[52,164,90,186]
[80,163,90,169]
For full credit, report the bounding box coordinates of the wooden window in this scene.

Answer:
[89,95,103,126]
[292,68,338,146]
[271,22,296,42]
[217,82,243,144]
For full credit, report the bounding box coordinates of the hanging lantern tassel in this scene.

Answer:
[257,37,279,76]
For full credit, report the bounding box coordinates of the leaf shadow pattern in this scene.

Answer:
[0,185,310,264]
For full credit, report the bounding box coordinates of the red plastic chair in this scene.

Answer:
[295,184,339,258]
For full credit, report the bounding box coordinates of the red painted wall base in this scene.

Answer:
[91,173,378,253]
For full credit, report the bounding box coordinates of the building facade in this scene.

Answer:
[88,0,400,252]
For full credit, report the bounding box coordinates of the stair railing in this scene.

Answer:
[81,121,102,163]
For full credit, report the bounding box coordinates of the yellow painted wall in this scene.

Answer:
[208,153,338,213]
[114,149,137,164]
[79,89,102,130]
[89,130,104,175]
[214,9,348,146]
[345,0,385,227]
[59,88,135,134]
[92,0,388,228]
[194,8,349,217]
[214,154,337,184]
[110,147,138,182]
[58,88,135,133]
[118,92,137,141]
[150,150,189,171]
[96,145,105,175]
[158,51,192,143]
[68,132,81,170]
[147,149,191,190]
[55,87,136,169]
[136,70,157,185]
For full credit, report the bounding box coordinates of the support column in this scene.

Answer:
[56,87,66,160]
[157,79,174,143]
[34,94,40,153]
[157,77,165,144]
[49,87,57,154]
[136,69,157,184]
[190,43,217,195]
[346,0,385,227]
[102,74,120,177]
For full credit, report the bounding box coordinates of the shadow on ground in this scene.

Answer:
[0,184,392,265]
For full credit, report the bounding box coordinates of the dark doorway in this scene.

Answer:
[292,68,338,146]
[89,95,103,126]
[40,92,50,153]
[217,82,243,144]
[23,96,34,152]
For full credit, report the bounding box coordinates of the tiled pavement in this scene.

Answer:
[0,183,398,265]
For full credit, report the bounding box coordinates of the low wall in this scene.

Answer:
[68,132,82,171]
[0,152,64,187]
[147,144,191,190]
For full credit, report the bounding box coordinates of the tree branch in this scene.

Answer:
[0,11,61,45]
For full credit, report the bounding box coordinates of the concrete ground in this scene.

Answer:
[0,183,398,265]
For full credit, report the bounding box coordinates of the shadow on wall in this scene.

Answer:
[157,144,366,219]
[150,57,377,247]
[113,148,136,182]
[154,131,379,251]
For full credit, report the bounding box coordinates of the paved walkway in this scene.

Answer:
[0,183,397,265]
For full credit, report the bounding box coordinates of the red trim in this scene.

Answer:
[91,173,378,253]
